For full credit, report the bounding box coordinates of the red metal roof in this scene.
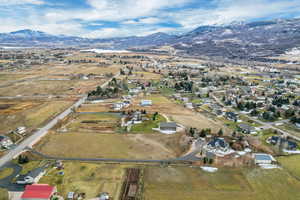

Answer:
[21,184,55,199]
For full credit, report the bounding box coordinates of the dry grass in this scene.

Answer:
[34,132,178,160]
[143,166,300,200]
[0,100,73,133]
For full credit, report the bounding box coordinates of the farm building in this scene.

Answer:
[254,153,276,165]
[21,184,57,200]
[159,122,177,134]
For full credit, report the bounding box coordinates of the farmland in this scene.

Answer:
[0,100,73,133]
[143,166,300,200]
[34,132,179,159]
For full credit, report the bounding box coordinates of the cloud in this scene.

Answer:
[0,0,44,5]
[1,0,300,37]
[83,25,177,38]
[122,17,162,25]
[168,0,300,30]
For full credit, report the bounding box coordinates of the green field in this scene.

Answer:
[39,162,125,199]
[131,114,166,133]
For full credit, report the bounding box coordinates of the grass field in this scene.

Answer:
[143,166,300,200]
[0,100,73,133]
[131,114,166,133]
[39,162,125,199]
[35,132,178,159]
[277,155,300,179]
[0,167,13,179]
[0,188,8,200]
[64,113,120,133]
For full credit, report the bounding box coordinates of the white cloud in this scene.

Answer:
[83,26,177,38]
[0,0,44,5]
[168,0,300,30]
[1,0,300,38]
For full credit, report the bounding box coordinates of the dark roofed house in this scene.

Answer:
[207,138,230,152]
[269,136,298,150]
[225,112,238,121]
[238,124,256,134]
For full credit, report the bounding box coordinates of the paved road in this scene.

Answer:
[0,73,120,168]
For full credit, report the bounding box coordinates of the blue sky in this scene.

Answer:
[1,0,300,38]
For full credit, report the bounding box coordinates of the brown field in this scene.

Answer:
[63,113,121,133]
[34,131,183,159]
[0,100,73,133]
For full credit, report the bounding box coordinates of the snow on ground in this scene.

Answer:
[201,166,218,173]
[81,49,130,53]
[283,150,300,154]
[259,164,281,169]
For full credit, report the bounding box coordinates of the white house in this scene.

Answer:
[0,136,13,149]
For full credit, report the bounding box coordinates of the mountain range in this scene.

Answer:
[1,18,300,61]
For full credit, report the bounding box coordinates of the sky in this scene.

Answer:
[0,0,300,38]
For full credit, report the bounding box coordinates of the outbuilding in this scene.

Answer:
[21,184,57,200]
[254,153,276,165]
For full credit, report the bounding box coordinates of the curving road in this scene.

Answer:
[0,73,120,168]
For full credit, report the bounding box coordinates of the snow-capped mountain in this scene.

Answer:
[1,18,300,61]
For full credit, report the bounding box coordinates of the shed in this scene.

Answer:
[159,122,177,132]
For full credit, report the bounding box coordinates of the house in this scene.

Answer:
[0,136,13,149]
[269,136,298,150]
[225,112,238,121]
[159,122,177,133]
[254,153,276,165]
[207,138,230,152]
[140,100,152,107]
[17,167,45,185]
[238,124,256,134]
[113,102,124,111]
[16,126,26,135]
[21,184,57,200]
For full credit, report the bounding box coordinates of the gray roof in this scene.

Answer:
[160,122,177,129]
[255,154,272,161]
[238,123,254,131]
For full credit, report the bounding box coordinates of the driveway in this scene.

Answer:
[0,162,24,191]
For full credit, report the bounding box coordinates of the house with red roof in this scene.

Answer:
[21,184,57,200]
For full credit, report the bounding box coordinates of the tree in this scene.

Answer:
[217,129,223,137]
[152,112,159,121]
[232,131,237,137]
